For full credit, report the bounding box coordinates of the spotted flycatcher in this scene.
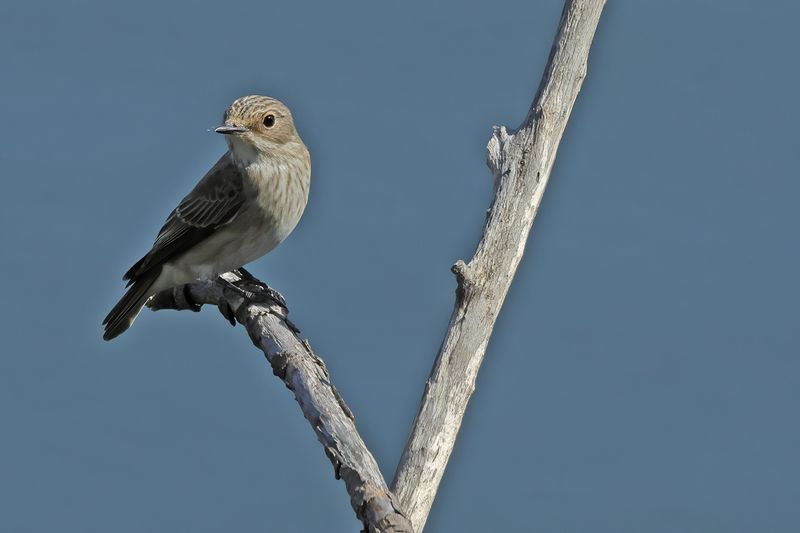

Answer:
[103,95,311,340]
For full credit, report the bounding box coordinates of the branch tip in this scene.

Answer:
[269,350,290,380]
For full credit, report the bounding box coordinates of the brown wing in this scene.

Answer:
[123,152,244,283]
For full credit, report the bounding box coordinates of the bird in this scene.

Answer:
[103,95,311,341]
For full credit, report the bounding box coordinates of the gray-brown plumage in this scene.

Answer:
[104,95,311,340]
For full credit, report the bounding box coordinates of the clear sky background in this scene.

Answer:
[1,1,798,531]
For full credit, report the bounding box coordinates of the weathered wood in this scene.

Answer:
[390,1,606,531]
[145,2,604,530]
[147,273,413,533]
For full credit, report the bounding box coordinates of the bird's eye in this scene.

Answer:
[263,114,276,128]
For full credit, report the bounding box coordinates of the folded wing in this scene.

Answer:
[123,152,245,283]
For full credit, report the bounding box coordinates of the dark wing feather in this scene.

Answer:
[123,153,244,282]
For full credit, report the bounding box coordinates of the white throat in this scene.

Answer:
[227,137,265,168]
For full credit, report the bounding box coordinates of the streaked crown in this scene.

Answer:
[221,95,299,146]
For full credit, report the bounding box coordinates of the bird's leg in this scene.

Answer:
[219,269,300,334]
[229,268,288,309]
[220,277,258,300]
[220,273,288,310]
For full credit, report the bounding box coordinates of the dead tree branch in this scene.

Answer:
[390,1,606,530]
[147,272,413,533]
[145,1,604,531]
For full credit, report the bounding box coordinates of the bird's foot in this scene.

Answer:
[216,270,299,333]
[230,268,288,309]
[220,268,300,333]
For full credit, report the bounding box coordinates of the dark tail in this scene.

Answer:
[103,269,160,341]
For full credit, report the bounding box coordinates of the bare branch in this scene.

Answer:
[148,273,413,533]
[143,2,603,530]
[390,1,607,530]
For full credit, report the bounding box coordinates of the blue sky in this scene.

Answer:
[1,1,798,531]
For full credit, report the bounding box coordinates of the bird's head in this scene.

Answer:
[216,95,301,161]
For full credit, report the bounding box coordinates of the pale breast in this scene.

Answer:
[161,140,311,285]
[242,150,311,245]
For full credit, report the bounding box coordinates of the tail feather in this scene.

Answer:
[103,270,160,341]
[123,255,148,286]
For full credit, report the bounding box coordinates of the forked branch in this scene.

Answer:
[148,1,605,531]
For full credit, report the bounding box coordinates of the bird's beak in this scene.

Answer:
[215,125,249,135]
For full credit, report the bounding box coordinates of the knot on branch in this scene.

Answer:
[269,350,291,380]
[486,125,513,186]
[452,259,469,280]
[451,259,477,308]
